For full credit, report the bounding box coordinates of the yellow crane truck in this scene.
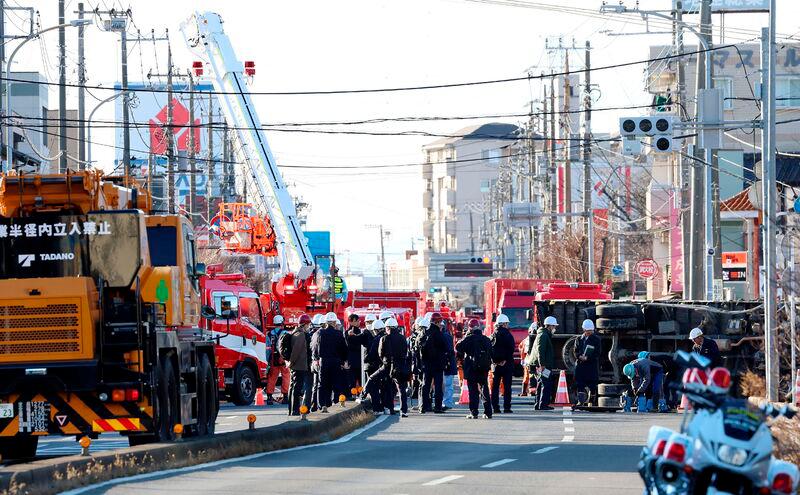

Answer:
[0,171,218,460]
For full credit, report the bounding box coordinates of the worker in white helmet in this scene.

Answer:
[490,314,516,414]
[531,316,558,410]
[363,319,388,414]
[379,317,411,416]
[311,311,348,412]
[379,310,394,322]
[364,313,377,332]
[574,319,601,406]
[689,327,722,368]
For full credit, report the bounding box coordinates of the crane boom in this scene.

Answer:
[181,12,314,279]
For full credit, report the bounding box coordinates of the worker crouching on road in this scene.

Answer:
[623,354,667,413]
[456,319,493,419]
[311,312,348,413]
[574,319,601,406]
[531,316,558,411]
[266,315,290,405]
[690,327,723,368]
[379,317,411,417]
[490,314,516,414]
[284,314,312,416]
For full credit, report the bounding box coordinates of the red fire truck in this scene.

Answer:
[200,265,269,406]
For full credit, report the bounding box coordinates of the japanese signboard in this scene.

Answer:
[674,0,769,14]
[722,251,747,282]
[636,259,660,280]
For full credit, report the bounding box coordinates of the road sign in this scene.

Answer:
[611,264,624,277]
[635,259,659,280]
[794,196,800,214]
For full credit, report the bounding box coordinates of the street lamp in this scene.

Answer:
[86,92,124,168]
[4,19,93,173]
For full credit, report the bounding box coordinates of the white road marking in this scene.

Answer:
[561,435,575,442]
[562,406,571,411]
[481,458,517,468]
[531,446,559,455]
[564,427,575,433]
[422,475,464,486]
[61,414,391,495]
[563,418,573,425]
[562,410,572,416]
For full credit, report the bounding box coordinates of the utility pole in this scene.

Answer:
[583,40,594,283]
[761,0,779,401]
[58,0,67,172]
[77,3,85,169]
[188,71,197,224]
[675,1,690,296]
[563,50,572,231]
[379,225,387,291]
[549,72,557,237]
[206,92,214,227]
[121,20,130,181]
[166,39,175,214]
[2,1,6,153]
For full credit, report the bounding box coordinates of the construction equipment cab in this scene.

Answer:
[0,172,218,461]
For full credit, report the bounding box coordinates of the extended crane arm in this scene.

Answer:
[181,12,314,279]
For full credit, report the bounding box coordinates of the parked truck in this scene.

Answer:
[0,172,218,460]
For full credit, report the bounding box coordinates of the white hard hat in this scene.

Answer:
[372,319,386,330]
[581,319,595,331]
[379,310,393,321]
[273,315,284,325]
[543,316,558,326]
[364,314,377,323]
[419,317,430,328]
[385,317,398,328]
[689,327,703,340]
[311,314,323,325]
[495,314,510,325]
[414,317,423,327]
[325,312,338,323]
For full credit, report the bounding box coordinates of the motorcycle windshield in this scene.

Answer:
[721,401,763,441]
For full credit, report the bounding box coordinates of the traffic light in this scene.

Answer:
[444,258,493,278]
[619,116,673,153]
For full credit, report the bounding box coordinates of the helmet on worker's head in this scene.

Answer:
[637,351,650,360]
[528,323,538,334]
[414,317,423,328]
[543,316,558,327]
[311,314,323,326]
[468,318,481,330]
[419,317,430,329]
[379,310,393,321]
[273,315,285,325]
[385,317,398,328]
[581,319,595,332]
[372,319,386,331]
[623,362,636,379]
[325,312,338,323]
[364,314,377,323]
[689,327,704,340]
[495,314,510,326]
[298,314,312,326]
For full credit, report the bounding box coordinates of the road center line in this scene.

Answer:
[532,446,559,454]
[564,426,575,432]
[563,418,573,425]
[561,435,575,442]
[422,475,464,486]
[481,458,517,468]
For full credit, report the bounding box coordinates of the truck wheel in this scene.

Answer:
[232,365,257,406]
[598,383,629,396]
[197,354,217,436]
[598,395,623,408]
[155,357,179,442]
[0,436,38,461]
[596,318,639,330]
[596,304,639,318]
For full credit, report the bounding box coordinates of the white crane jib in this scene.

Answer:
[181,11,314,280]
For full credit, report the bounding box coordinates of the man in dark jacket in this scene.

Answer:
[490,314,516,414]
[363,319,387,414]
[286,314,312,416]
[379,318,410,417]
[574,319,602,406]
[442,321,458,410]
[456,323,493,419]
[690,327,723,368]
[531,316,558,410]
[311,312,348,412]
[416,313,448,414]
[344,314,364,398]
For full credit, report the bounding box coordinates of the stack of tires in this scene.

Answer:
[595,303,641,332]
[597,383,628,408]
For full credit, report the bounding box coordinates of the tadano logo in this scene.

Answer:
[17,254,34,267]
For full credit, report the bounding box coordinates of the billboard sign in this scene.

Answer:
[674,0,769,13]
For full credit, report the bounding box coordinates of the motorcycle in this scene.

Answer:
[638,351,799,495]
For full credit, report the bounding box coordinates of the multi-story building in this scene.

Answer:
[5,72,51,170]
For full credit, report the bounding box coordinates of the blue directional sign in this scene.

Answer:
[794,196,800,214]
[611,264,624,277]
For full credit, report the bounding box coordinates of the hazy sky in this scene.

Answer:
[13,0,799,276]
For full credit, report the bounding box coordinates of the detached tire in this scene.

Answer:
[0,436,38,461]
[232,365,257,406]
[596,318,639,330]
[598,395,623,408]
[598,383,629,396]
[596,304,639,318]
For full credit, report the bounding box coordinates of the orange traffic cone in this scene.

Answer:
[794,374,800,406]
[550,370,572,407]
[254,388,265,406]
[459,379,470,405]
[677,392,691,411]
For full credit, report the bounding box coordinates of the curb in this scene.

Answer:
[0,402,373,495]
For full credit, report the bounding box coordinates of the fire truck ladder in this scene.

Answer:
[181,12,314,279]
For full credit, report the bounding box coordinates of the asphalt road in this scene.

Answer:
[71,394,682,495]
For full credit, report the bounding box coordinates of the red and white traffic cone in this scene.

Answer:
[550,370,572,407]
[677,392,691,411]
[254,388,265,406]
[459,379,470,405]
